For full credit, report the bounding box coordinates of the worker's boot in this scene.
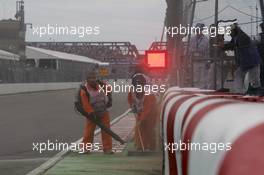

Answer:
[72,148,90,154]
[104,150,114,155]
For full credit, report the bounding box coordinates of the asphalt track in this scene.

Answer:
[0,89,129,175]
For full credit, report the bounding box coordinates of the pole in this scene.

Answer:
[166,0,183,86]
[259,0,264,21]
[249,6,253,38]
[187,0,197,87]
[257,4,259,35]
[213,0,219,89]
[160,17,166,46]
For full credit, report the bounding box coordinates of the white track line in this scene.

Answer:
[26,109,131,175]
[0,158,49,162]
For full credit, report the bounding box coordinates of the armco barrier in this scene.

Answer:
[161,87,264,175]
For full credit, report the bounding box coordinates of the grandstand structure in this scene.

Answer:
[148,42,167,51]
[27,42,140,63]
[0,46,109,83]
[0,49,21,83]
[27,42,142,79]
[0,0,26,58]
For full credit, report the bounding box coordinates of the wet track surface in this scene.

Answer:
[0,89,128,175]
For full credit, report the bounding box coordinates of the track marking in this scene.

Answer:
[0,158,49,162]
[26,109,132,175]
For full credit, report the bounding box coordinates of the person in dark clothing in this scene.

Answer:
[223,23,262,95]
[258,23,264,87]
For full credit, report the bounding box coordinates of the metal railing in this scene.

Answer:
[188,55,235,89]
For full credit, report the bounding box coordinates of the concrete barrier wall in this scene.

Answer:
[0,79,132,95]
[0,82,81,95]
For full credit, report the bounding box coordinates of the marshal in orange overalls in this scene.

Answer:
[80,82,112,153]
[128,92,159,151]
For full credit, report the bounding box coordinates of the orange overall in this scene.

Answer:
[80,83,112,152]
[128,92,159,150]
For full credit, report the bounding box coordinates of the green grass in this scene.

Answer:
[44,139,162,175]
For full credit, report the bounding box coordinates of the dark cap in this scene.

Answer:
[132,73,147,87]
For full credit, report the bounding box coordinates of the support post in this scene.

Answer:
[213,0,219,89]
